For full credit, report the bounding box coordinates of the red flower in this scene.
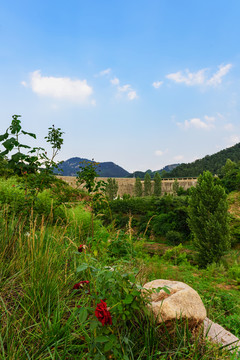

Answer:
[78,244,87,253]
[95,300,112,326]
[73,280,90,289]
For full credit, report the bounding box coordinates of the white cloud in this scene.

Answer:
[155,149,168,156]
[110,75,137,101]
[166,69,206,86]
[173,155,184,161]
[155,150,164,156]
[98,68,111,76]
[166,63,232,87]
[21,81,27,87]
[180,117,215,130]
[127,90,138,100]
[110,77,120,85]
[204,115,215,122]
[118,84,131,92]
[207,64,232,86]
[152,81,163,89]
[28,70,93,104]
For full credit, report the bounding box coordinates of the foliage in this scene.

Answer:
[153,172,161,196]
[162,244,188,265]
[188,171,231,267]
[104,195,191,240]
[172,179,180,195]
[45,124,64,165]
[76,159,106,195]
[134,176,143,197]
[144,172,152,196]
[167,142,240,178]
[0,114,41,175]
[220,159,240,193]
[105,177,118,200]
[0,175,239,359]
[166,230,183,245]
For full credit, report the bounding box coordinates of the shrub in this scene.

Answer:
[166,230,183,245]
[188,171,231,267]
[162,244,188,265]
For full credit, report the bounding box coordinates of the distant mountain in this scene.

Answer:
[56,157,130,178]
[167,143,240,178]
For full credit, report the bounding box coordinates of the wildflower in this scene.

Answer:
[78,244,87,253]
[12,184,15,187]
[73,280,90,289]
[95,300,112,326]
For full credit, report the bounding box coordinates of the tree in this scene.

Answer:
[134,177,142,197]
[188,171,230,267]
[172,179,180,196]
[144,173,152,196]
[153,172,162,196]
[220,159,240,193]
[106,178,118,200]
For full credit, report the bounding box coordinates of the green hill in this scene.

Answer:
[167,143,240,178]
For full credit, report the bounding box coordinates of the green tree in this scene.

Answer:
[188,171,230,267]
[172,179,180,196]
[76,160,106,239]
[106,178,118,200]
[134,177,143,197]
[144,172,152,196]
[153,172,162,196]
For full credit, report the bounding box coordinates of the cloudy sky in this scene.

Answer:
[1,0,240,172]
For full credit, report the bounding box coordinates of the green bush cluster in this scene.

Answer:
[104,195,190,241]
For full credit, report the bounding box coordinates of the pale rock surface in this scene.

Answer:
[143,279,206,326]
[204,317,240,352]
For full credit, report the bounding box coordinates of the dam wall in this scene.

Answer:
[58,176,198,197]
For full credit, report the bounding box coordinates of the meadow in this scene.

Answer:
[0,173,240,360]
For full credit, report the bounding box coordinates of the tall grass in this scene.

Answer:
[0,206,238,359]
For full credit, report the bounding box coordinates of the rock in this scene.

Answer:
[204,317,240,352]
[143,279,206,328]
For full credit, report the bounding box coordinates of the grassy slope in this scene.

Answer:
[0,178,240,359]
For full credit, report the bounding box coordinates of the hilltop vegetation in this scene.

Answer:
[167,142,240,178]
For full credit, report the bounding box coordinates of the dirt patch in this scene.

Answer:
[215,283,238,290]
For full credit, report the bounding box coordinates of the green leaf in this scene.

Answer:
[104,341,113,352]
[123,294,133,304]
[2,137,18,151]
[95,336,109,343]
[11,152,27,162]
[78,308,88,323]
[90,320,99,331]
[0,132,8,142]
[128,274,136,283]
[76,263,89,272]
[162,286,170,294]
[21,130,37,139]
[19,144,31,149]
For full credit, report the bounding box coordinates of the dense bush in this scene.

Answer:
[188,171,231,267]
[105,195,190,240]
[166,230,183,245]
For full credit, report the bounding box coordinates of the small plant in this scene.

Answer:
[163,243,188,265]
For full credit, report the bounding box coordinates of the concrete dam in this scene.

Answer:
[59,176,198,197]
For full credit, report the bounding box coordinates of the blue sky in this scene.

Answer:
[1,0,240,172]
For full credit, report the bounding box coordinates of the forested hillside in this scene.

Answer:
[166,143,240,178]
